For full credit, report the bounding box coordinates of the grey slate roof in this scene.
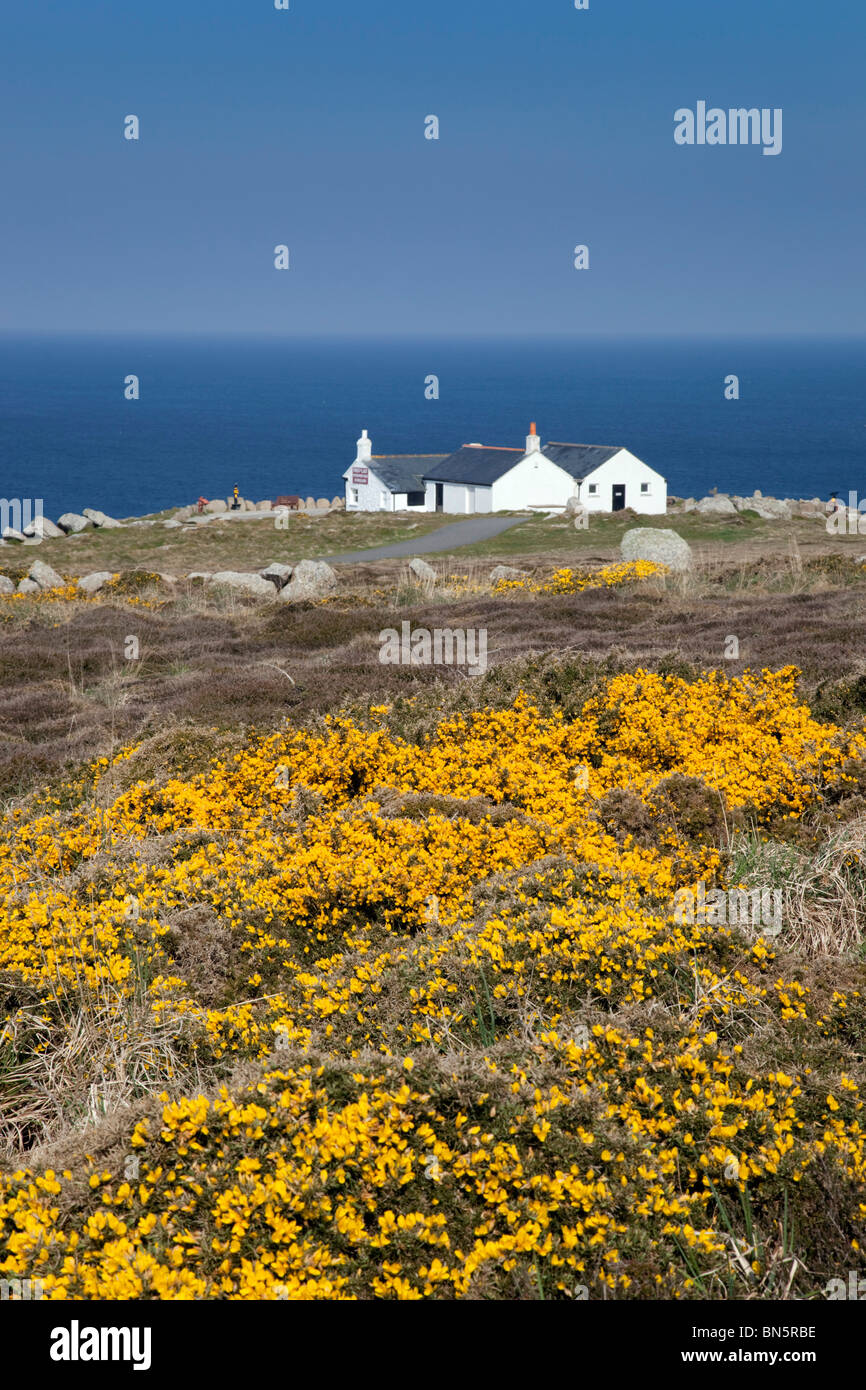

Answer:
[348,441,637,492]
[424,446,524,487]
[541,443,623,481]
[366,455,447,493]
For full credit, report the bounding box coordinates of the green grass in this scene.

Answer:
[458,508,853,560]
[728,828,804,888]
[7,511,458,577]
[456,509,763,558]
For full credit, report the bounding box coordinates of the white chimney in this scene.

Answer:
[525,421,540,454]
[356,428,372,463]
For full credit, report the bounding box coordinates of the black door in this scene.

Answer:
[435,483,444,512]
[612,484,626,511]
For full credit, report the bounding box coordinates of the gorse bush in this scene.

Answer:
[1,665,865,1298]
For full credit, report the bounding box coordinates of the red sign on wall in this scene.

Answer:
[352,467,369,485]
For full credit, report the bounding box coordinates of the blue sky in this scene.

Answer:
[0,0,863,336]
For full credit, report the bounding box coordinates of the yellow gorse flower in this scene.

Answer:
[1,665,864,1298]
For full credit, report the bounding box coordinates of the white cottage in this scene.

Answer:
[343,430,442,513]
[343,425,666,515]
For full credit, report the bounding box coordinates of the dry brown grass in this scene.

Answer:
[729,817,866,957]
[0,960,206,1160]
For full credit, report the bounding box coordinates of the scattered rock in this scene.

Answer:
[162,519,183,529]
[255,500,273,511]
[751,497,792,521]
[563,496,584,516]
[489,565,527,584]
[16,577,40,594]
[315,497,330,509]
[82,508,122,528]
[57,513,90,534]
[261,562,293,590]
[280,559,338,602]
[2,528,27,543]
[207,571,277,598]
[331,496,344,509]
[305,497,316,511]
[620,527,692,572]
[28,559,64,589]
[409,557,437,583]
[23,516,65,539]
[680,498,696,512]
[77,571,114,594]
[187,572,212,581]
[203,499,227,514]
[0,576,15,594]
[695,495,737,515]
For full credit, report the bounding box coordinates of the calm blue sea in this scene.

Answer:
[0,336,863,519]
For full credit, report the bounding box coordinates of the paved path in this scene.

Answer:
[323,514,532,564]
